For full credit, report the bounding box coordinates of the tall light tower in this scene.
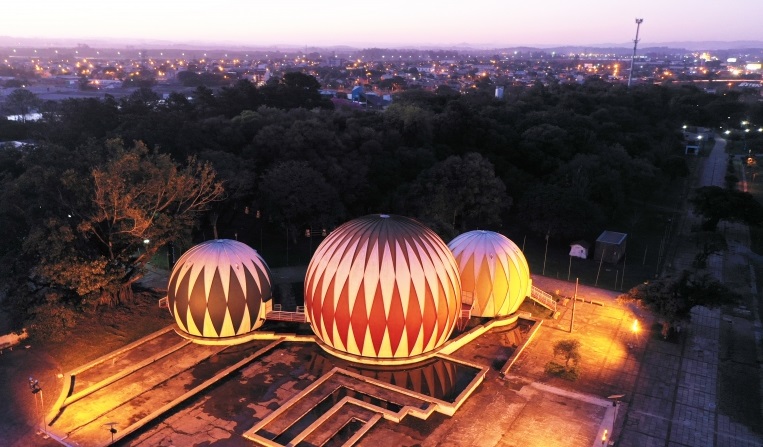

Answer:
[628,18,644,88]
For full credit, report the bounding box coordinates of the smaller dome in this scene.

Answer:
[167,239,271,340]
[448,230,531,317]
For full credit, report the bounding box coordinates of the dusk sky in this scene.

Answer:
[5,0,760,47]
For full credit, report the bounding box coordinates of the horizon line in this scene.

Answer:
[2,35,763,52]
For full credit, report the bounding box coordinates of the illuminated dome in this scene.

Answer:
[304,214,461,362]
[167,239,271,340]
[448,230,531,317]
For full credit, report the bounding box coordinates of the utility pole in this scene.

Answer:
[628,19,644,88]
[542,230,550,276]
[570,278,578,333]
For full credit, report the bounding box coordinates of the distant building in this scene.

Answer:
[594,231,627,264]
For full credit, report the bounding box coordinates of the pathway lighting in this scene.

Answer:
[28,377,47,437]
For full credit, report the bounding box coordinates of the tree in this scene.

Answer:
[618,271,738,337]
[545,338,581,380]
[260,72,332,110]
[407,152,510,236]
[517,183,604,241]
[4,89,40,122]
[258,160,345,240]
[690,186,763,231]
[42,96,120,148]
[25,140,224,306]
[553,339,581,368]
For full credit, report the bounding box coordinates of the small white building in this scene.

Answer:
[569,241,589,259]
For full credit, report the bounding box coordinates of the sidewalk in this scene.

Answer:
[616,138,763,446]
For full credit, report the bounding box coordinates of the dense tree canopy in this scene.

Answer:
[690,185,763,230]
[2,140,223,309]
[1,75,757,332]
[618,271,738,337]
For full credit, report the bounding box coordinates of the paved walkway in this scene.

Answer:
[616,138,763,447]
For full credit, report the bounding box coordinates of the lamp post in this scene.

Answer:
[104,422,118,444]
[542,230,549,276]
[28,377,46,437]
[305,228,313,262]
[256,209,263,251]
[305,227,327,262]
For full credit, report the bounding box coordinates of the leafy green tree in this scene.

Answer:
[259,72,332,110]
[258,160,345,240]
[23,140,224,306]
[553,339,581,367]
[517,183,604,241]
[545,338,581,380]
[384,103,435,146]
[3,89,40,122]
[690,186,763,231]
[618,271,738,337]
[407,152,509,236]
[42,96,120,148]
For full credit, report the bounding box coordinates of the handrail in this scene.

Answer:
[529,286,557,312]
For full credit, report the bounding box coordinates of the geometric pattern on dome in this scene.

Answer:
[448,230,531,317]
[167,239,271,338]
[304,214,462,360]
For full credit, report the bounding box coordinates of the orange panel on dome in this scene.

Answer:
[304,214,461,361]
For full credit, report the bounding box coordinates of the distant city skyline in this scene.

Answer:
[4,0,761,49]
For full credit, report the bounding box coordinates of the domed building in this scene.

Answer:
[448,230,531,317]
[167,239,272,342]
[304,214,461,363]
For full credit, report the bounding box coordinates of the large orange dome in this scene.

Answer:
[448,230,531,317]
[304,214,461,361]
[167,239,271,340]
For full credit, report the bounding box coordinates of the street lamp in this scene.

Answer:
[28,377,47,437]
[104,422,118,444]
[305,227,327,261]
[255,209,263,251]
[542,230,550,276]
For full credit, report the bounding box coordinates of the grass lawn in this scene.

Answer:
[32,290,174,373]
